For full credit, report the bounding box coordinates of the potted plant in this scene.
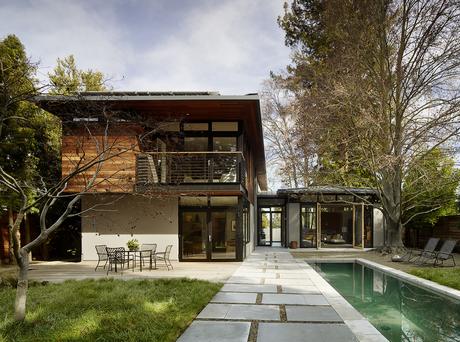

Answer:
[127,238,140,251]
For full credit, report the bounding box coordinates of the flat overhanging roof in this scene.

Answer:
[32,91,267,191]
[277,186,378,196]
[33,91,260,102]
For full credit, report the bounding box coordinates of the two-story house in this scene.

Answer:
[34,90,385,264]
[35,91,267,262]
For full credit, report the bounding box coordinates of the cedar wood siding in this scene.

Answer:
[62,133,139,193]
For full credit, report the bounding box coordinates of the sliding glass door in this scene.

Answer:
[180,208,237,261]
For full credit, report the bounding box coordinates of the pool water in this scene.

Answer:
[313,262,460,342]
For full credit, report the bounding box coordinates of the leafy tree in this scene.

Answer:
[403,149,460,229]
[0,35,116,320]
[0,35,55,263]
[277,0,460,247]
[48,55,108,94]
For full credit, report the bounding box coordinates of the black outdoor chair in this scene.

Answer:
[416,239,457,267]
[137,243,157,270]
[106,247,129,274]
[95,245,108,271]
[155,245,173,270]
[434,239,457,266]
[401,237,439,263]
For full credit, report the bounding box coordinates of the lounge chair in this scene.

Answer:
[401,237,439,262]
[95,245,108,271]
[155,245,173,270]
[416,239,457,267]
[137,243,157,270]
[434,239,457,266]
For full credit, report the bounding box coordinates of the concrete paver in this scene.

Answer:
[281,284,321,294]
[221,283,278,293]
[262,293,329,305]
[178,247,387,342]
[286,305,343,322]
[257,322,358,342]
[211,292,257,304]
[177,321,250,342]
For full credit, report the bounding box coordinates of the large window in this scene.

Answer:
[301,205,317,248]
[320,205,353,248]
[243,202,250,244]
[299,201,373,249]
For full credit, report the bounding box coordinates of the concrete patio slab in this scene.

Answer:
[221,284,278,293]
[226,304,280,321]
[257,322,358,342]
[25,260,241,283]
[197,303,231,319]
[226,276,263,284]
[211,292,257,304]
[286,305,343,322]
[264,278,315,286]
[281,285,321,294]
[177,321,250,342]
[197,303,280,320]
[262,293,329,305]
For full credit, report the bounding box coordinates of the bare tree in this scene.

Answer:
[261,78,316,188]
[282,0,460,247]
[1,107,137,320]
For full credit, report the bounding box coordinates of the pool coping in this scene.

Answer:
[305,257,460,301]
[293,259,389,341]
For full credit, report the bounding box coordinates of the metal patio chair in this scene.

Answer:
[155,245,173,270]
[137,243,157,270]
[106,247,129,274]
[434,239,457,266]
[95,244,108,271]
[401,237,439,263]
[416,239,457,267]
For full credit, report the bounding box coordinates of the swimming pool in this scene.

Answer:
[312,262,460,342]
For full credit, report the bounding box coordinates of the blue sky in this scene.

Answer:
[0,0,291,95]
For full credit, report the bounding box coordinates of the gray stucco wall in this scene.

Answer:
[287,202,300,244]
[81,194,178,260]
[373,208,384,247]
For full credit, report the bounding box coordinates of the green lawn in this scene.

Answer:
[0,278,221,342]
[409,268,460,290]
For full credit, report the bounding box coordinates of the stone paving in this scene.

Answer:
[178,248,388,342]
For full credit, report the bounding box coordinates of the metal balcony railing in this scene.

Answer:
[135,152,246,189]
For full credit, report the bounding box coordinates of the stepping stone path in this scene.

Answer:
[178,248,387,342]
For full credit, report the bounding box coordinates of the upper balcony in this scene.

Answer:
[135,152,247,192]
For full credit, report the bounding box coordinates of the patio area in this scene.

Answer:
[0,260,241,284]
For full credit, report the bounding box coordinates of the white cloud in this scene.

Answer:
[124,0,290,93]
[0,0,290,94]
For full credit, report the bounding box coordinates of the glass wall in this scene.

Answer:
[300,205,317,248]
[179,196,240,261]
[258,206,283,246]
[320,205,354,248]
[354,204,363,247]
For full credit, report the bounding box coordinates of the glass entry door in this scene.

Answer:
[180,208,237,261]
[181,210,208,259]
[211,211,236,260]
[258,207,284,247]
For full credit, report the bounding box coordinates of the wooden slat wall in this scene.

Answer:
[433,216,460,251]
[62,135,139,193]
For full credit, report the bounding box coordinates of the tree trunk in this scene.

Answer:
[385,217,404,248]
[8,205,15,264]
[24,214,32,262]
[14,248,29,321]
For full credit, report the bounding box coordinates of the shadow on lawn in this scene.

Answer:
[1,278,221,342]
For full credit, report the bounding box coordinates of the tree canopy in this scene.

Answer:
[48,55,108,94]
[274,0,460,246]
